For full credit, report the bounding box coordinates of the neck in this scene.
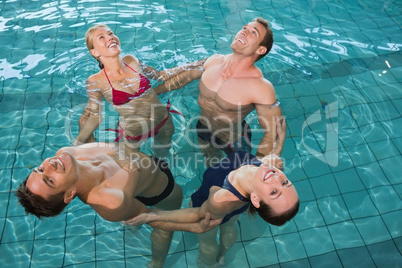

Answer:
[224,53,256,77]
[228,166,256,198]
[102,56,125,74]
[74,159,104,201]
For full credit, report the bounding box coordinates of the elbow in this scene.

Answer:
[89,113,103,125]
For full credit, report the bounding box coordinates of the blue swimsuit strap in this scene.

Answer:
[221,154,264,202]
[222,176,249,202]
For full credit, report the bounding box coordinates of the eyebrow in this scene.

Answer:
[42,178,54,188]
[273,192,282,200]
[32,168,54,188]
[245,23,261,36]
[272,184,295,199]
[253,26,261,36]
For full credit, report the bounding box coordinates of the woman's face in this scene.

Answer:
[252,163,299,215]
[90,26,121,58]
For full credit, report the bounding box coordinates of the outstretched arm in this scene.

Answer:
[122,189,230,233]
[122,207,221,233]
[73,81,103,146]
[153,68,203,95]
[140,58,206,82]
[146,212,221,233]
[141,59,205,95]
[123,207,206,225]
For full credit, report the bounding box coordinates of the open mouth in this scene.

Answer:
[109,42,118,48]
[263,170,275,181]
[237,38,245,44]
[55,157,65,171]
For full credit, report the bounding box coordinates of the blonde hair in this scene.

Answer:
[85,24,110,69]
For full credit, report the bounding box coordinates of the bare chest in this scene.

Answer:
[200,68,258,106]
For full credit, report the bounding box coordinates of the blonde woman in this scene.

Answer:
[74,24,204,156]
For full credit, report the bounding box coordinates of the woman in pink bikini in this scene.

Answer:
[74,24,204,156]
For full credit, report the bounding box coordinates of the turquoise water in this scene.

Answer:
[1,0,401,267]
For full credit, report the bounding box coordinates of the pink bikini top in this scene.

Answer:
[103,63,151,105]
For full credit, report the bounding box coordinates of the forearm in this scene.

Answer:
[74,114,102,144]
[162,60,203,79]
[148,220,207,233]
[149,208,203,223]
[256,123,285,157]
[256,135,275,158]
[154,68,203,95]
[255,104,284,158]
[142,59,204,82]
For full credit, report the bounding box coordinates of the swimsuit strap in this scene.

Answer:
[124,63,137,73]
[222,176,249,202]
[103,67,113,87]
[220,152,263,202]
[103,63,138,87]
[104,99,184,142]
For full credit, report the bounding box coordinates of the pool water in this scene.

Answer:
[1,0,401,267]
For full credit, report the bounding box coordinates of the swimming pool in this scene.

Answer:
[0,0,401,267]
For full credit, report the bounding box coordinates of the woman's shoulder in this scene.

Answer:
[206,187,240,216]
[87,71,104,83]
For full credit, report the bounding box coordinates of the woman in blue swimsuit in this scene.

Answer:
[123,118,300,266]
[74,24,204,157]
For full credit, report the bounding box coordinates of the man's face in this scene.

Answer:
[231,21,267,56]
[26,151,78,200]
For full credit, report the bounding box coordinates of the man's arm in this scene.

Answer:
[153,68,204,95]
[147,212,222,233]
[140,58,206,82]
[255,103,283,157]
[123,207,206,225]
[122,189,232,233]
[259,116,287,170]
[73,81,103,146]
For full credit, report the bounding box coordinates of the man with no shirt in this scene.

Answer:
[157,17,282,164]
[16,143,216,268]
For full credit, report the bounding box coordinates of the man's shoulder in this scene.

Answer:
[241,76,275,104]
[235,75,273,90]
[90,183,124,209]
[123,54,139,65]
[205,54,226,67]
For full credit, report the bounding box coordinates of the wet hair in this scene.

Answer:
[249,198,300,226]
[85,24,110,69]
[15,175,68,219]
[252,17,274,62]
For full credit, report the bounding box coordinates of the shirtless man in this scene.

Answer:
[16,143,216,268]
[156,17,281,163]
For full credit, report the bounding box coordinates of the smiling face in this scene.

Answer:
[86,25,121,60]
[231,21,268,59]
[250,163,299,216]
[26,151,78,202]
